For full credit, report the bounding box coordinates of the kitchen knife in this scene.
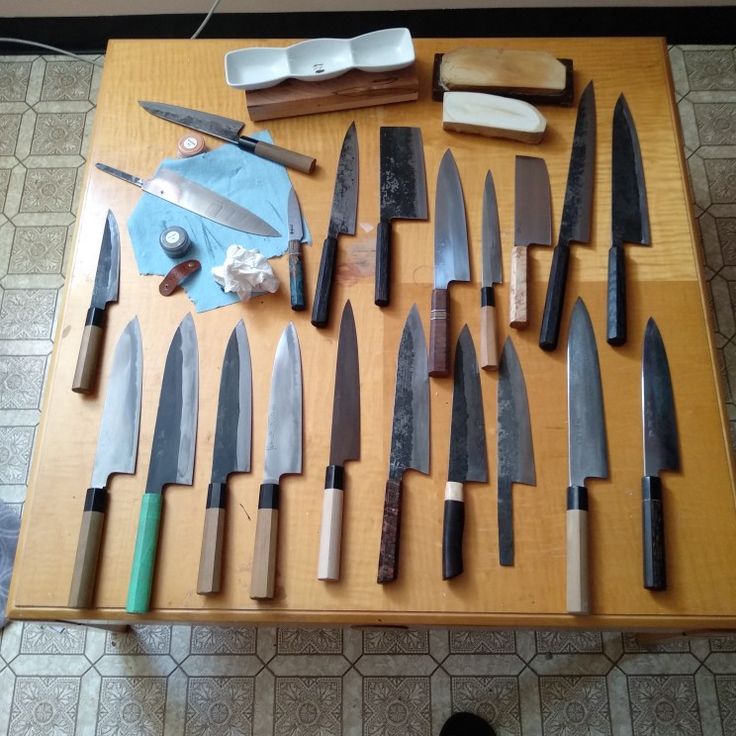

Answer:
[510,156,552,330]
[496,337,536,566]
[430,149,470,376]
[126,314,198,614]
[72,210,120,394]
[566,298,608,614]
[641,318,679,590]
[377,304,429,583]
[69,317,142,608]
[480,171,503,370]
[539,82,596,351]
[197,320,251,595]
[138,100,316,174]
[442,325,488,580]
[608,94,651,346]
[375,126,428,307]
[95,163,280,237]
[311,122,359,327]
[287,186,308,311]
[317,300,360,581]
[250,322,302,600]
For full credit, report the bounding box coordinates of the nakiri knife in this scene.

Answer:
[479,170,503,370]
[317,300,360,581]
[250,322,302,600]
[641,317,679,591]
[138,100,316,174]
[69,317,142,608]
[430,149,470,376]
[608,94,651,346]
[539,81,596,351]
[311,122,359,328]
[566,298,608,614]
[95,163,280,237]
[287,186,308,311]
[377,304,429,583]
[126,314,198,614]
[442,325,488,580]
[72,210,120,394]
[197,320,251,595]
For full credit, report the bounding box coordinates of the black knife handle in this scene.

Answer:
[375,219,392,307]
[539,245,570,351]
[566,485,590,615]
[311,235,338,327]
[72,306,107,393]
[607,244,627,346]
[442,482,465,580]
[497,476,514,566]
[377,478,402,583]
[288,240,306,311]
[642,475,666,591]
[250,483,280,599]
[238,137,316,174]
[69,487,108,608]
[197,482,228,595]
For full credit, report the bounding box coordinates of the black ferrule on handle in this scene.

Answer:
[539,245,571,351]
[85,306,106,328]
[607,244,627,346]
[311,235,338,327]
[567,485,589,511]
[442,499,465,580]
[84,487,107,513]
[206,482,227,509]
[237,136,257,154]
[480,286,495,307]
[642,475,666,591]
[258,483,280,510]
[324,465,345,490]
[375,220,392,307]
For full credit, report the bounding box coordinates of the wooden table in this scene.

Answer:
[8,37,736,629]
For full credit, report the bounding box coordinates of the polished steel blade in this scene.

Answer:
[379,126,428,222]
[90,210,120,310]
[139,101,244,143]
[287,186,304,243]
[514,156,553,248]
[328,122,359,237]
[482,170,503,287]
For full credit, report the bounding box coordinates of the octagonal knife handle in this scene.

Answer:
[250,483,280,600]
[311,235,338,328]
[126,492,163,614]
[442,482,465,580]
[288,241,306,311]
[509,245,529,329]
[540,246,570,351]
[72,306,107,393]
[498,476,514,567]
[566,485,589,615]
[317,465,345,581]
[247,139,316,174]
[375,219,392,307]
[479,287,498,370]
[377,478,402,583]
[429,288,450,377]
[607,244,627,346]
[197,482,227,595]
[68,487,108,608]
[642,475,666,591]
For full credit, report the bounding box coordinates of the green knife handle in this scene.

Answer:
[250,483,280,600]
[642,475,666,591]
[377,478,402,583]
[442,482,465,580]
[197,482,227,595]
[72,306,107,393]
[68,487,107,608]
[429,288,450,377]
[607,244,627,346]
[288,240,306,312]
[126,493,163,614]
[566,485,589,615]
[317,465,345,581]
[540,245,570,351]
[311,235,338,328]
[238,137,316,174]
[375,219,392,307]
[498,476,514,567]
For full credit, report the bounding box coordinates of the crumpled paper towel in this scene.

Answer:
[212,245,280,301]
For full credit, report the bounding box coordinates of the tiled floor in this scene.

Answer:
[1,46,736,735]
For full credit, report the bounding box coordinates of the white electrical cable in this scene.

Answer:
[0,37,104,66]
[191,0,224,38]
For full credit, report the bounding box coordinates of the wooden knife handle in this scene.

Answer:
[317,465,345,581]
[497,475,514,566]
[607,244,627,346]
[429,288,450,377]
[377,478,402,583]
[539,245,570,351]
[72,306,106,393]
[442,481,465,580]
[509,245,529,329]
[642,475,666,591]
[246,138,316,174]
[197,482,227,595]
[479,286,498,370]
[68,487,107,608]
[126,492,163,614]
[250,483,280,599]
[288,240,306,312]
[311,235,338,328]
[566,485,589,615]
[374,219,392,307]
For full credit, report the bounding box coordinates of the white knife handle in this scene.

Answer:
[317,466,345,581]
[566,485,589,615]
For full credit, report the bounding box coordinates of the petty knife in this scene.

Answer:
[287,187,308,311]
[480,171,503,370]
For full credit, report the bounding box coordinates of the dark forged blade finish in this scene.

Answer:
[608,94,651,345]
[378,304,429,583]
[641,318,679,591]
[287,187,307,311]
[539,82,596,351]
[480,171,502,370]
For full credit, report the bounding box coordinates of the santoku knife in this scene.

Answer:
[480,171,502,370]
[287,186,308,311]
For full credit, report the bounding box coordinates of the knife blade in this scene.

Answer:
[608,94,651,346]
[378,304,429,583]
[311,122,359,327]
[287,187,308,312]
[375,126,428,307]
[250,322,302,600]
[138,100,316,174]
[72,210,120,394]
[430,149,470,376]
[197,320,252,595]
[69,317,142,608]
[566,298,608,614]
[126,313,199,614]
[497,337,536,566]
[96,162,280,237]
[510,156,552,330]
[641,317,679,590]
[540,81,596,351]
[480,170,503,370]
[442,325,488,580]
[317,300,360,581]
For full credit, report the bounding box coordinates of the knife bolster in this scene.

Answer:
[84,486,108,512]
[206,482,228,509]
[480,286,494,307]
[324,465,345,489]
[85,306,106,328]
[258,483,280,509]
[567,485,589,510]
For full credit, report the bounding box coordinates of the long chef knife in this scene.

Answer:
[287,187,308,311]
[69,317,142,608]
[250,322,302,600]
[377,304,429,583]
[197,320,252,595]
[480,171,502,370]
[540,82,596,351]
[96,163,280,237]
[139,101,316,174]
[126,314,199,614]
[72,210,120,394]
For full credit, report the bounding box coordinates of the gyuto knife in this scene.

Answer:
[479,171,502,370]
[138,101,316,174]
[375,126,428,307]
[69,317,142,608]
[287,187,308,311]
[197,320,251,595]
[377,304,429,583]
[72,210,120,394]
[430,149,470,376]
[126,314,198,614]
[540,82,596,351]
[566,298,608,614]
[641,318,679,590]
[250,322,302,600]
[442,325,488,580]
[608,94,650,345]
[311,122,359,327]
[317,300,360,581]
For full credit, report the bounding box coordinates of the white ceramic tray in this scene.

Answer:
[224,28,415,91]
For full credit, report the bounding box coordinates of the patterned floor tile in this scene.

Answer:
[105,624,171,655]
[20,623,86,655]
[185,676,255,736]
[540,676,612,736]
[0,288,57,339]
[0,425,34,484]
[8,225,66,274]
[40,60,93,102]
[682,48,736,91]
[189,625,256,655]
[363,628,429,654]
[536,631,604,654]
[0,61,32,103]
[18,167,76,213]
[0,355,46,409]
[276,626,342,654]
[628,675,702,736]
[363,676,431,736]
[8,675,80,736]
[449,629,516,654]
[715,674,736,734]
[274,676,341,736]
[451,676,522,736]
[30,112,86,156]
[96,676,167,736]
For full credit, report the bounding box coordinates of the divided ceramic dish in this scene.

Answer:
[225,28,415,91]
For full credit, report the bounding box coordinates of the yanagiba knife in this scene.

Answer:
[197,320,251,595]
[69,317,142,608]
[317,300,360,581]
[479,171,502,370]
[641,318,679,590]
[72,210,120,394]
[126,314,198,614]
[287,187,308,311]
[377,305,429,583]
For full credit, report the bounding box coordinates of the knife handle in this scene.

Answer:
[479,287,498,370]
[429,288,450,377]
[317,465,345,581]
[442,482,465,580]
[311,235,338,328]
[250,483,280,599]
[509,245,528,329]
[68,487,107,608]
[607,244,627,346]
[377,478,402,583]
[566,485,589,615]
[642,475,667,591]
[539,245,570,351]
[241,137,316,174]
[498,476,514,566]
[197,482,227,595]
[126,493,163,614]
[288,240,306,312]
[72,306,107,393]
[375,219,392,307]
